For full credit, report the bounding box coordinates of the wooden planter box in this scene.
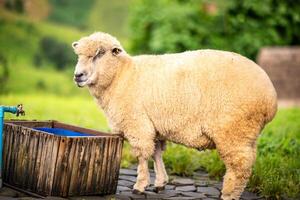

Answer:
[2,120,123,197]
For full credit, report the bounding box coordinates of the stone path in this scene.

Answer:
[0,168,263,200]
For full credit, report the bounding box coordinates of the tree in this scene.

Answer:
[129,0,300,59]
[0,54,9,94]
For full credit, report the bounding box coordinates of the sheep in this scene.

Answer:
[72,32,277,200]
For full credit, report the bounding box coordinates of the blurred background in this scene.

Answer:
[0,0,299,199]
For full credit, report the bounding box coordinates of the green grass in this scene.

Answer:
[249,108,300,198]
[1,94,299,199]
[0,94,108,131]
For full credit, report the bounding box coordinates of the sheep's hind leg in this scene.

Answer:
[152,140,169,192]
[218,143,257,200]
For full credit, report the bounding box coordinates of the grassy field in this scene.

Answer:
[1,94,299,199]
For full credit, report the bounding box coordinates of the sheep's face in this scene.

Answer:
[72,32,125,88]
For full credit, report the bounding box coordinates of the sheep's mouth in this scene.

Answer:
[74,78,88,87]
[73,73,92,88]
[76,81,87,87]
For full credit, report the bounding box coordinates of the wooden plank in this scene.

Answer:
[67,138,80,195]
[75,139,85,195]
[13,126,23,185]
[80,138,93,195]
[75,139,86,195]
[33,132,45,192]
[42,134,55,195]
[52,137,66,196]
[7,126,18,184]
[9,126,17,184]
[27,130,39,191]
[36,133,48,195]
[99,137,110,194]
[94,139,107,194]
[113,138,123,192]
[53,121,121,137]
[2,125,7,180]
[91,140,102,192]
[3,125,13,181]
[85,138,96,193]
[20,129,31,188]
[109,138,117,193]
[4,183,45,199]
[105,138,114,193]
[41,134,50,194]
[31,131,41,192]
[108,138,115,194]
[45,136,59,194]
[4,120,52,129]
[57,138,72,197]
[62,137,77,196]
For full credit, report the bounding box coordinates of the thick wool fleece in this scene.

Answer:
[73,32,277,200]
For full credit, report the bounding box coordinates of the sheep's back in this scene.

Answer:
[131,50,277,136]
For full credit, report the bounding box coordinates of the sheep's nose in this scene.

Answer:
[74,72,86,83]
[74,73,84,78]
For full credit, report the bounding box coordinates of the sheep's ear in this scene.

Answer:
[72,42,79,49]
[112,47,122,56]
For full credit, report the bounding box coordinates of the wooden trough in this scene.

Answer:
[2,120,123,197]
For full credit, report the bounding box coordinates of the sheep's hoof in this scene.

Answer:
[153,186,165,193]
[132,189,144,195]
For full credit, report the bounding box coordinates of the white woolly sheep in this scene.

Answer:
[72,32,277,200]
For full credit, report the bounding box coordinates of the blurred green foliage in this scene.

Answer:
[35,36,75,70]
[48,0,95,30]
[88,0,131,40]
[0,54,9,93]
[0,9,87,96]
[130,0,300,59]
[48,0,131,40]
[4,0,24,13]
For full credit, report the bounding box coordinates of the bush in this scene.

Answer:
[129,0,300,59]
[0,54,9,94]
[224,0,300,59]
[37,36,75,70]
[48,0,95,30]
[4,0,24,13]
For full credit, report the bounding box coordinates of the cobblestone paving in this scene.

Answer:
[0,168,263,200]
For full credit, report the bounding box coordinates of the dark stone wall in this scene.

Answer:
[257,47,300,100]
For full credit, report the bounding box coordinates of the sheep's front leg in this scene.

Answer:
[126,129,155,194]
[132,157,150,194]
[153,140,169,192]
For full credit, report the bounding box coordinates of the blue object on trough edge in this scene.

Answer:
[34,127,94,137]
[0,105,25,188]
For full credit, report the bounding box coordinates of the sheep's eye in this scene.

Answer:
[112,47,122,56]
[92,49,105,62]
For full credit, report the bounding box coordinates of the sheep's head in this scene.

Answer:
[72,32,127,88]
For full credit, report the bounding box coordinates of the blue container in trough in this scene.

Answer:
[2,120,123,197]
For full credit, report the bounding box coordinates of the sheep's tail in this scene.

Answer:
[264,87,278,124]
